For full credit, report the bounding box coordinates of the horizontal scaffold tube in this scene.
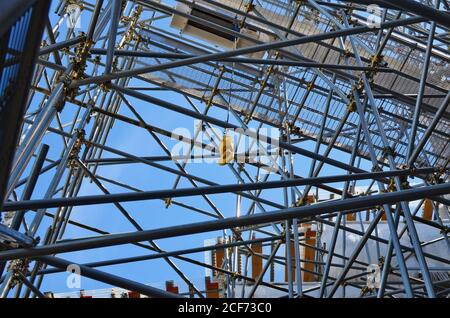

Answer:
[0,181,449,261]
[36,235,283,276]
[68,16,425,88]
[89,49,394,72]
[1,167,439,212]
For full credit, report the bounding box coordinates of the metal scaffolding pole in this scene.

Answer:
[68,16,425,88]
[0,181,449,262]
[1,167,438,212]
[407,8,437,160]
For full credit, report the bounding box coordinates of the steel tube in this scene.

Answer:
[407,14,437,160]
[104,0,121,74]
[68,16,424,88]
[0,181,449,261]
[36,235,282,276]
[1,167,438,212]
[89,49,394,72]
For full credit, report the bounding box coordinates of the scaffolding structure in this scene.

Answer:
[0,0,449,298]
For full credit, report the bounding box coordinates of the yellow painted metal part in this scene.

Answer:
[422,199,433,220]
[219,134,234,166]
